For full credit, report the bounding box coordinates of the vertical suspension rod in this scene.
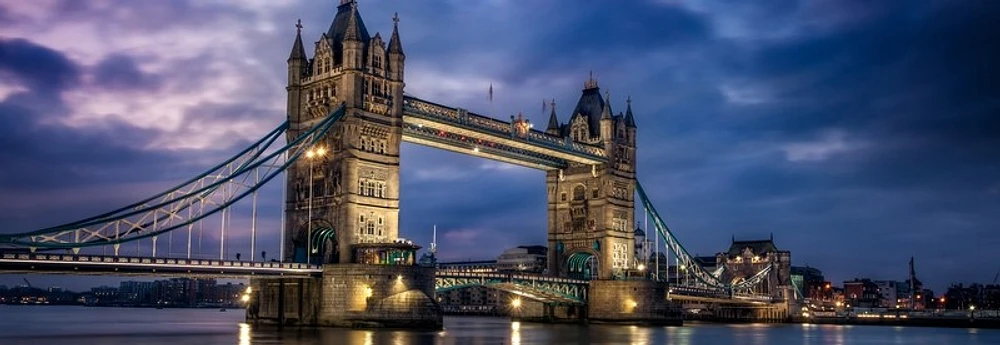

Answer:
[251,166,259,261]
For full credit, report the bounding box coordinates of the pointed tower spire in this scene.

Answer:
[288,19,307,62]
[601,90,612,119]
[546,99,559,133]
[343,2,363,41]
[388,12,404,56]
[625,95,636,128]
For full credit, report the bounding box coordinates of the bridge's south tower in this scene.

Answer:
[284,0,405,264]
[546,77,638,280]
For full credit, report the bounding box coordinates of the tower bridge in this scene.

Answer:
[0,0,790,328]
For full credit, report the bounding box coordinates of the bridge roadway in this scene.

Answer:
[0,253,773,306]
[0,252,321,278]
[0,253,586,289]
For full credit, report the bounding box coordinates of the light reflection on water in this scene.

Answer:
[0,306,998,345]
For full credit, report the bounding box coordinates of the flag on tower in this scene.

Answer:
[488,83,493,102]
[542,99,547,114]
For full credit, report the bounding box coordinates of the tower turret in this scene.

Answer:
[342,2,365,71]
[625,96,637,145]
[600,91,613,142]
[387,13,405,82]
[546,99,560,135]
[287,20,308,123]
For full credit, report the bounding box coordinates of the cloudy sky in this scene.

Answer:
[1,0,997,293]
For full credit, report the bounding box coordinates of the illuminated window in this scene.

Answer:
[573,185,585,201]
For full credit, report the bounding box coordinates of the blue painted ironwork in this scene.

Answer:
[435,271,588,304]
[401,122,567,169]
[402,96,607,164]
[0,104,348,249]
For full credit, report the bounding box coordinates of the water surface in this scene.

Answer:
[0,305,996,344]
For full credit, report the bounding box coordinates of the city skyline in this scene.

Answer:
[1,0,998,293]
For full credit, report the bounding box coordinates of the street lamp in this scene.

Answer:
[305,146,327,265]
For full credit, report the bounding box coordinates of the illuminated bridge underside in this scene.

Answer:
[0,253,321,278]
[402,96,607,170]
[436,271,587,305]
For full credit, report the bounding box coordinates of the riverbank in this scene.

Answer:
[804,316,1000,329]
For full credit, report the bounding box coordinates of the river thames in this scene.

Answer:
[0,305,997,345]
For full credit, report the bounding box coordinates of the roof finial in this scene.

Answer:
[295,19,303,33]
[626,95,632,106]
[584,70,598,89]
[393,12,400,28]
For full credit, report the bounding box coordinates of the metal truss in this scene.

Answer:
[0,105,348,251]
[712,265,725,279]
[731,264,773,294]
[402,96,607,163]
[435,272,588,304]
[637,180,773,297]
[636,181,728,291]
[401,123,568,169]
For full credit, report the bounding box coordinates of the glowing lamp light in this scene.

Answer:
[241,294,250,303]
[245,287,252,294]
[637,264,646,271]
[970,305,976,311]
[511,298,522,309]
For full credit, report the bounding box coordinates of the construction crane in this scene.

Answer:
[22,278,32,289]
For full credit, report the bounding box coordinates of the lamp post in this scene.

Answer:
[305,146,327,265]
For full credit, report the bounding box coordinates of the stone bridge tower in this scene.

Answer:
[545,77,637,280]
[284,0,405,264]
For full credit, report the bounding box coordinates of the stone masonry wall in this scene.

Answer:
[319,264,441,328]
[587,280,680,325]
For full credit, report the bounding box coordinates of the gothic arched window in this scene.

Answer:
[573,185,586,201]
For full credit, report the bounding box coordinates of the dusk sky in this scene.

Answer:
[1,0,998,293]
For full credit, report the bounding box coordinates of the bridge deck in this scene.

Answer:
[0,253,322,278]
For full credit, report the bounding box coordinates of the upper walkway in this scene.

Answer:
[402,96,607,170]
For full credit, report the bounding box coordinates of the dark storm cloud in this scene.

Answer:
[639,0,1000,288]
[0,38,80,95]
[92,54,163,91]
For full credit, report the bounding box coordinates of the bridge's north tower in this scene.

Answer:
[284,0,405,264]
[545,78,638,280]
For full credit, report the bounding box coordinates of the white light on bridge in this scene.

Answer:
[473,147,480,153]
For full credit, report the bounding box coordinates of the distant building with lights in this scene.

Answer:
[496,245,547,273]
